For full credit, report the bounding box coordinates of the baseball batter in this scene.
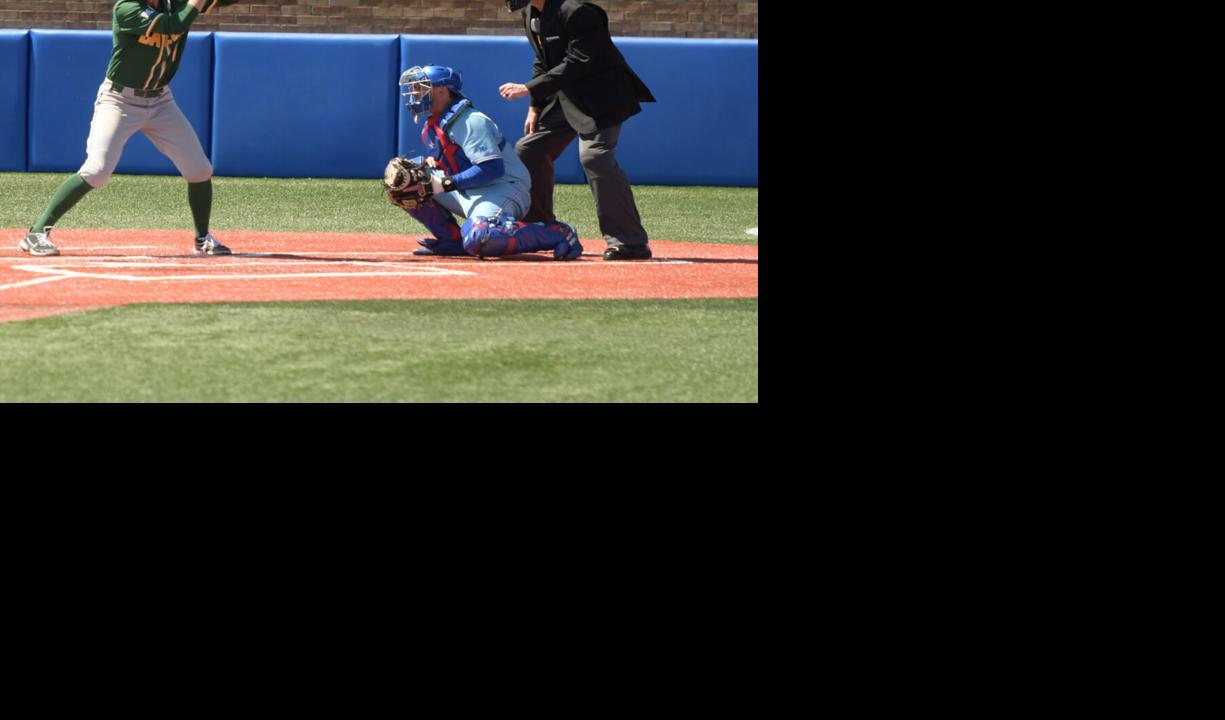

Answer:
[387,64,582,260]
[18,0,240,258]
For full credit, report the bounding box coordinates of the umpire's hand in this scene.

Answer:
[499,83,530,100]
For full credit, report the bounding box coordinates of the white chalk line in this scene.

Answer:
[9,249,691,261]
[0,275,78,291]
[12,265,474,283]
[0,253,698,290]
[31,260,427,269]
[4,254,695,269]
[49,245,160,250]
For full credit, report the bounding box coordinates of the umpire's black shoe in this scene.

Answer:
[603,244,652,260]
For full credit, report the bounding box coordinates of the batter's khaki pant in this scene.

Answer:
[78,80,213,188]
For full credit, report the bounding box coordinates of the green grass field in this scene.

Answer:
[0,173,758,245]
[0,173,757,403]
[0,300,757,402]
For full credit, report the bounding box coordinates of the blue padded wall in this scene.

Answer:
[0,31,29,172]
[15,31,757,186]
[398,35,584,184]
[212,33,398,178]
[28,30,213,175]
[613,38,757,187]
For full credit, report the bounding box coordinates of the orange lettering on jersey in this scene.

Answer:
[138,32,182,50]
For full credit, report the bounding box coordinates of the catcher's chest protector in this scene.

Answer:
[421,99,474,176]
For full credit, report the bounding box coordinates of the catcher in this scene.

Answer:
[382,64,582,260]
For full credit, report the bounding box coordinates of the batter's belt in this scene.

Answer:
[109,81,165,98]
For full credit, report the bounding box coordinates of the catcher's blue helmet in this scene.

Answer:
[399,65,464,122]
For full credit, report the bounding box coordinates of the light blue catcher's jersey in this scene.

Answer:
[445,109,531,188]
[423,103,529,191]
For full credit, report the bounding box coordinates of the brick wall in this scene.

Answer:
[0,1,758,38]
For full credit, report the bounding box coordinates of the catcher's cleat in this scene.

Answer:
[194,233,231,256]
[19,227,61,256]
[553,223,583,261]
[413,238,467,256]
[602,244,652,261]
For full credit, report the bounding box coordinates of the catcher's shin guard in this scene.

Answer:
[461,215,583,260]
[408,201,466,256]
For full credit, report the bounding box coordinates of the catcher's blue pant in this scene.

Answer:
[462,215,582,260]
[437,181,530,224]
[407,202,464,250]
[408,182,581,259]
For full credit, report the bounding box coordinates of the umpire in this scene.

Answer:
[498,0,656,260]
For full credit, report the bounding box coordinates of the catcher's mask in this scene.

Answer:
[505,0,531,11]
[399,65,464,123]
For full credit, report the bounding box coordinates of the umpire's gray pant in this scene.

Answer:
[515,120,649,248]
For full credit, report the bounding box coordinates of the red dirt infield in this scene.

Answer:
[0,228,757,323]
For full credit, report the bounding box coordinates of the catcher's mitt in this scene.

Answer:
[382,156,434,211]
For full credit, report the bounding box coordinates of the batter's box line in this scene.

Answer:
[409,259,697,266]
[46,245,161,251]
[199,252,698,265]
[5,256,698,272]
[26,260,430,269]
[0,275,77,292]
[9,265,475,283]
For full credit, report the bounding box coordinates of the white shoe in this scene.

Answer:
[19,227,60,256]
[194,233,231,255]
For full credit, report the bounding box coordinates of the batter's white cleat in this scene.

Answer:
[194,233,231,256]
[19,227,60,256]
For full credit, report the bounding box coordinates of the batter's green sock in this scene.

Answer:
[188,179,212,237]
[31,174,93,233]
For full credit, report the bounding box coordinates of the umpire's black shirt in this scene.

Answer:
[522,0,656,134]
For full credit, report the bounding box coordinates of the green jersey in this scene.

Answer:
[106,0,203,91]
